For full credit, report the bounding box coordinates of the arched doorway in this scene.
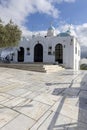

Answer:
[34,44,43,62]
[18,47,24,62]
[55,44,63,64]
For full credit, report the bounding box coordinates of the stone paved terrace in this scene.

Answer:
[0,67,87,130]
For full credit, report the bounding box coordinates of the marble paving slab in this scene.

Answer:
[0,105,19,128]
[37,112,72,130]
[7,88,28,97]
[0,68,87,130]
[0,114,35,130]
[34,93,61,106]
[14,100,50,121]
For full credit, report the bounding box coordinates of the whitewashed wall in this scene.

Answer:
[14,35,80,70]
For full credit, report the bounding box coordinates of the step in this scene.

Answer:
[0,63,65,73]
[44,65,65,73]
[0,63,46,73]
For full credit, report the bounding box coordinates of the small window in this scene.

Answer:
[26,48,30,55]
[75,47,77,54]
[48,46,52,55]
[71,39,73,42]
[27,48,30,51]
[70,39,73,45]
[48,52,52,55]
[49,46,52,49]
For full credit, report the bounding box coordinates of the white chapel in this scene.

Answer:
[13,25,80,70]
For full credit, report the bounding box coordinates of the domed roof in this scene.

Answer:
[58,26,71,37]
[48,25,55,31]
[66,28,71,34]
[47,25,56,37]
[58,29,71,37]
[58,32,70,37]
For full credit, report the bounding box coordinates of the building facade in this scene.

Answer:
[13,26,80,70]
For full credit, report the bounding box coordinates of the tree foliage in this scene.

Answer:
[0,19,22,47]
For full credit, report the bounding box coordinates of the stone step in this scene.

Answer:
[44,65,65,73]
[0,63,46,73]
[0,63,65,73]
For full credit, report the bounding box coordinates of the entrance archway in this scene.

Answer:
[55,44,63,64]
[34,44,43,62]
[18,47,24,62]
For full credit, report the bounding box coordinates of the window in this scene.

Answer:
[70,39,73,45]
[49,46,52,49]
[48,52,52,55]
[26,48,30,55]
[48,46,52,55]
[75,47,77,54]
[71,39,73,42]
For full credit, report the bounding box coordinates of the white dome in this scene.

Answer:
[48,25,55,31]
[47,25,56,37]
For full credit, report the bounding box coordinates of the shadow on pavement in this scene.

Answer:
[47,71,87,130]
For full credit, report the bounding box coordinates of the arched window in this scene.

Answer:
[55,44,63,64]
[18,47,24,62]
[34,44,43,62]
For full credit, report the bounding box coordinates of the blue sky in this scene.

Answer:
[25,0,87,31]
[0,0,87,46]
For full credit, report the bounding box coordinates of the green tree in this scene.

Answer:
[0,19,6,47]
[0,19,22,48]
